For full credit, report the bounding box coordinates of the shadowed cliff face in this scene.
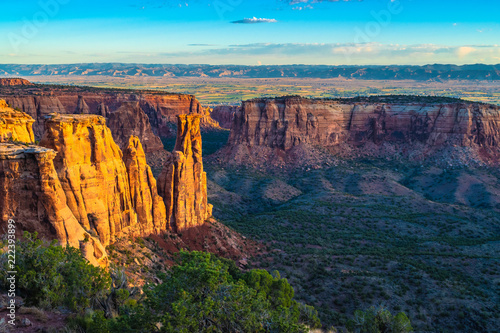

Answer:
[107,102,164,153]
[211,105,239,129]
[230,97,500,149]
[0,90,219,140]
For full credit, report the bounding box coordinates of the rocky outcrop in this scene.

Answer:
[229,96,500,150]
[0,78,32,86]
[211,105,239,129]
[158,115,212,232]
[139,94,219,136]
[40,114,138,246]
[2,96,66,138]
[123,136,167,235]
[107,102,164,153]
[1,109,213,264]
[0,87,219,139]
[0,100,35,143]
[0,143,107,266]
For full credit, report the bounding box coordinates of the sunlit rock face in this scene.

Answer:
[0,100,35,144]
[0,110,213,265]
[0,78,32,86]
[230,96,500,150]
[158,115,212,232]
[40,114,138,246]
[0,143,107,266]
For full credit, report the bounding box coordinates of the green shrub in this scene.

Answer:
[110,250,320,332]
[0,232,111,312]
[346,306,413,333]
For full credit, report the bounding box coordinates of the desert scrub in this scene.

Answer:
[0,232,111,312]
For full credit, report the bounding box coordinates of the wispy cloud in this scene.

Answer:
[231,17,278,24]
[153,42,500,65]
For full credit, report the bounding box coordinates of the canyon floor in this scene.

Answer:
[192,130,500,333]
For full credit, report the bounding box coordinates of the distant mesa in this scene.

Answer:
[215,95,500,168]
[1,64,499,80]
[0,78,33,86]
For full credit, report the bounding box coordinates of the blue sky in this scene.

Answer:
[0,0,499,65]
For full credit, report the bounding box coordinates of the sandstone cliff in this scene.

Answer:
[229,96,500,149]
[107,102,164,154]
[40,114,138,246]
[0,87,219,139]
[0,78,32,86]
[123,136,167,235]
[0,100,35,143]
[158,115,212,232]
[211,105,239,129]
[0,143,107,266]
[1,107,213,264]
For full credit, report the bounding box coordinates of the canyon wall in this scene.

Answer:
[107,102,164,153]
[0,143,107,266]
[229,96,500,150]
[0,90,219,140]
[211,105,239,129]
[0,100,35,143]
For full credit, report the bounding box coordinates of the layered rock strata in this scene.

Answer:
[158,115,212,232]
[1,110,213,264]
[1,91,219,139]
[0,143,107,266]
[40,114,138,246]
[229,96,500,150]
[211,105,239,129]
[107,102,164,154]
[0,100,35,143]
[123,136,167,235]
[0,78,32,86]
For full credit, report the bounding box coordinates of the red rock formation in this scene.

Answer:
[40,114,138,246]
[0,78,32,86]
[229,96,500,150]
[0,89,219,139]
[123,136,167,235]
[158,115,212,232]
[0,100,35,143]
[3,96,66,138]
[0,143,107,266]
[211,105,239,129]
[107,102,164,153]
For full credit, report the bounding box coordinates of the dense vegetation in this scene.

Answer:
[1,233,335,332]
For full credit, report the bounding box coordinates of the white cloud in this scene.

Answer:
[231,17,278,24]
